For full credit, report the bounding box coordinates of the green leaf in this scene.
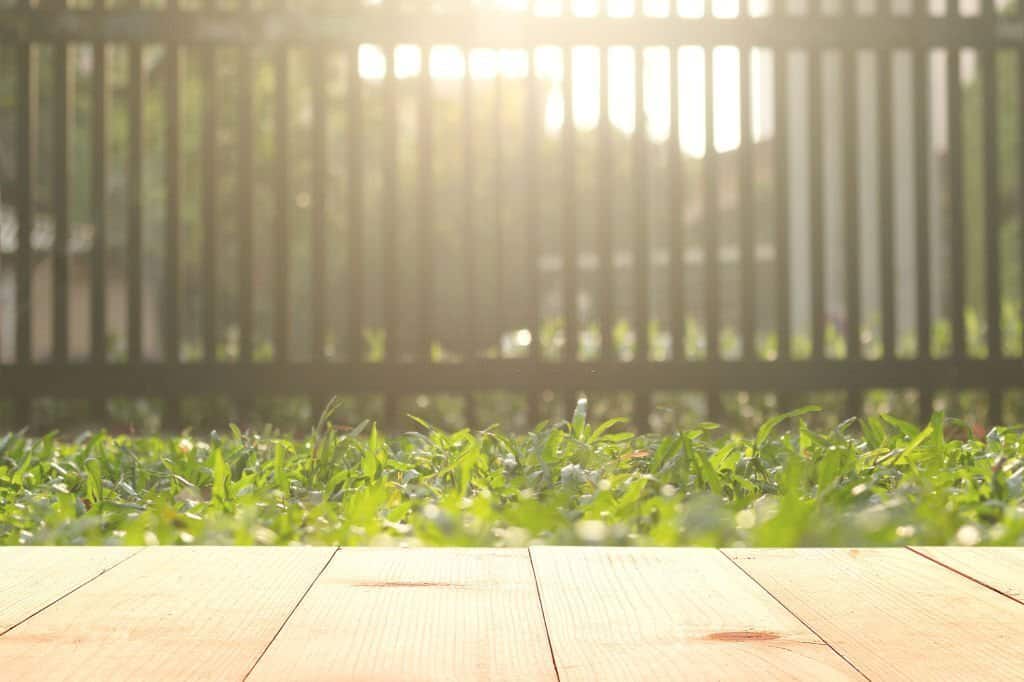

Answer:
[755,406,821,451]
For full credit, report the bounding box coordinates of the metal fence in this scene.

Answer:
[2,0,1024,429]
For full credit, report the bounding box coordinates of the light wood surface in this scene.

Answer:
[913,546,1024,604]
[726,547,1024,681]
[4,547,1024,681]
[0,547,138,634]
[530,546,862,681]
[248,548,558,682]
[0,546,334,682]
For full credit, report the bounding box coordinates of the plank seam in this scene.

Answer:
[718,550,871,681]
[0,547,146,638]
[243,547,338,681]
[527,547,562,682]
[907,547,1024,608]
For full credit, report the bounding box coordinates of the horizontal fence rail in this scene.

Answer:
[2,0,1024,430]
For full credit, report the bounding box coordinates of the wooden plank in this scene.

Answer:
[912,546,1024,605]
[0,547,334,681]
[0,547,137,635]
[726,548,1024,681]
[248,548,557,682]
[530,547,861,681]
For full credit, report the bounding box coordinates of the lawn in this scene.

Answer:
[1,400,1021,547]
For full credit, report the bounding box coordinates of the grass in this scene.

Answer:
[0,399,1022,547]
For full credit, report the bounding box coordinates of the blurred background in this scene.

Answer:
[2,0,1024,432]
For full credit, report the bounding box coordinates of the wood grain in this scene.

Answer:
[913,546,1024,604]
[0,546,334,682]
[726,547,1024,681]
[530,546,861,681]
[0,547,138,634]
[248,548,557,682]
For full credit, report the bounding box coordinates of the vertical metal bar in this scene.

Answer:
[561,45,578,417]
[14,3,36,426]
[417,45,434,361]
[808,43,825,360]
[597,39,613,361]
[273,44,290,363]
[347,45,363,363]
[775,46,791,365]
[525,42,541,425]
[668,45,684,362]
[1019,47,1024,358]
[562,46,578,365]
[634,47,649,361]
[237,22,253,365]
[128,1,143,365]
[878,46,896,359]
[494,65,504,356]
[382,45,398,424]
[634,45,651,427]
[201,36,217,363]
[982,0,1003,422]
[704,41,722,419]
[163,0,181,428]
[948,46,966,362]
[739,45,755,360]
[842,40,862,416]
[703,44,719,359]
[914,1,933,421]
[462,49,477,422]
[91,4,108,421]
[308,48,328,415]
[311,48,327,363]
[52,0,70,365]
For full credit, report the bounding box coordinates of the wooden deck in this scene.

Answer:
[1,547,1023,681]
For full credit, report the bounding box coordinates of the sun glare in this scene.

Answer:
[357,0,775,158]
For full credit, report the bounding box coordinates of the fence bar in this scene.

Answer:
[634,45,650,426]
[704,42,721,418]
[1019,47,1024,358]
[417,46,434,361]
[14,6,35,425]
[237,37,253,364]
[738,46,755,361]
[525,44,541,425]
[775,46,790,365]
[13,358,1024,397]
[346,46,364,364]
[52,2,70,364]
[493,70,504,357]
[201,41,217,363]
[127,19,143,364]
[948,47,966,361]
[462,49,477,423]
[561,45,578,415]
[668,46,684,362]
[808,49,825,359]
[878,46,895,359]
[273,44,290,363]
[161,0,180,428]
[914,3,933,420]
[311,48,327,363]
[982,0,1003,422]
[9,8,1024,50]
[843,43,862,416]
[91,5,108,419]
[382,45,399,424]
[596,44,613,361]
[562,46,578,365]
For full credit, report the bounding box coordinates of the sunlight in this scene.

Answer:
[357,0,773,158]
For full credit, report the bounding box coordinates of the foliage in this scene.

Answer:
[1,399,1022,547]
